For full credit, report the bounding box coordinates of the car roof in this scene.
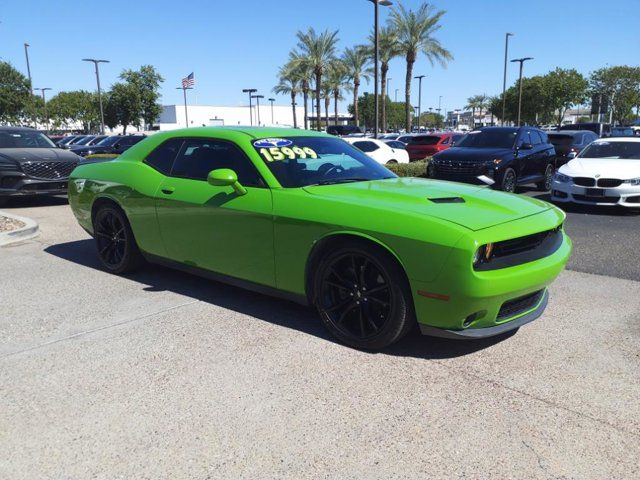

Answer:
[0,126,39,133]
[549,130,586,136]
[593,137,640,143]
[478,126,521,132]
[150,126,329,142]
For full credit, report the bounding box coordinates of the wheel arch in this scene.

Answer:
[304,231,410,304]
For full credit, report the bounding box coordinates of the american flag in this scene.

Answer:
[182,72,194,88]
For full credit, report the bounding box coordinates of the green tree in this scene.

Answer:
[389,1,453,131]
[544,68,588,126]
[273,64,299,128]
[418,111,444,128]
[348,94,406,131]
[288,53,313,129]
[590,66,640,124]
[325,60,347,124]
[0,61,32,124]
[293,28,339,131]
[465,94,488,126]
[104,83,140,133]
[341,46,371,128]
[119,65,164,128]
[46,90,100,132]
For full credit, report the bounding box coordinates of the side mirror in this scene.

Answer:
[567,151,577,159]
[207,168,247,196]
[519,142,533,150]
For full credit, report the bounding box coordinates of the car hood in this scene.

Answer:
[559,157,640,180]
[303,177,552,231]
[0,148,80,163]
[433,147,513,162]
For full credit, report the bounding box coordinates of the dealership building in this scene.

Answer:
[155,104,306,130]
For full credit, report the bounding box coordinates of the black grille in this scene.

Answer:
[573,194,619,204]
[492,229,557,258]
[497,290,544,320]
[21,161,77,180]
[432,160,484,176]
[573,177,596,187]
[597,178,622,188]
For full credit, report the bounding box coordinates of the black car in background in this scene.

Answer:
[56,135,81,148]
[326,125,363,136]
[0,127,80,204]
[558,122,611,137]
[59,135,90,149]
[428,127,556,192]
[71,134,146,157]
[548,130,598,167]
[69,135,107,151]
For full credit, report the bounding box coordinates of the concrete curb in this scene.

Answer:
[0,210,39,247]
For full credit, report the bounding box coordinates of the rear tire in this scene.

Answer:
[92,204,144,274]
[313,242,414,350]
[536,164,554,191]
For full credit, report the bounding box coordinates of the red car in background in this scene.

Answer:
[405,132,464,161]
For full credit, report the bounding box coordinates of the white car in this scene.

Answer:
[551,137,640,208]
[343,138,410,165]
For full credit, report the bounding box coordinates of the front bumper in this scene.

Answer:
[419,289,548,339]
[551,180,640,207]
[410,208,571,337]
[0,175,69,196]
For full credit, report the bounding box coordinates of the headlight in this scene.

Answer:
[554,173,572,183]
[625,177,640,186]
[485,159,502,166]
[473,243,494,267]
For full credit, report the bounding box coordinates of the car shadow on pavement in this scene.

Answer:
[45,238,511,360]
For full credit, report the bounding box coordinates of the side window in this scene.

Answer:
[520,131,533,146]
[441,136,450,145]
[353,141,379,152]
[170,138,263,187]
[144,138,184,174]
[538,131,548,144]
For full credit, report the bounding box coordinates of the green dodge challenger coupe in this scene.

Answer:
[68,127,571,350]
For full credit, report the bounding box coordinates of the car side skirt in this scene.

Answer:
[143,253,309,306]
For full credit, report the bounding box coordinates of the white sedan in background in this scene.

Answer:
[343,138,410,165]
[551,137,640,208]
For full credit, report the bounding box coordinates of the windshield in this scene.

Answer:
[548,134,575,146]
[0,130,56,149]
[456,129,518,149]
[611,127,634,137]
[95,136,121,147]
[410,135,441,145]
[579,141,640,159]
[252,136,396,187]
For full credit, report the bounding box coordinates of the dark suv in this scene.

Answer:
[428,127,556,192]
[71,134,146,157]
[326,125,363,136]
[0,126,80,203]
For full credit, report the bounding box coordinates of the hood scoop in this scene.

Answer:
[428,196,465,204]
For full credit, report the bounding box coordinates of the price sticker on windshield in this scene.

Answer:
[254,139,318,162]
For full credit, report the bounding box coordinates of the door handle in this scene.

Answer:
[161,187,175,195]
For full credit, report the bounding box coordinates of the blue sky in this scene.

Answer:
[1,0,638,113]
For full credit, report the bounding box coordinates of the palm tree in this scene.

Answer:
[293,28,339,131]
[289,52,314,129]
[273,65,299,128]
[389,2,453,131]
[368,26,401,132]
[465,94,488,127]
[342,46,371,128]
[325,60,347,125]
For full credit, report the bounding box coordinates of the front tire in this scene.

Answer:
[92,204,143,274]
[313,243,414,350]
[500,168,517,193]
[536,164,554,191]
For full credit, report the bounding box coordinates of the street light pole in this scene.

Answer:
[268,98,275,125]
[176,86,193,127]
[501,33,514,126]
[23,43,36,128]
[368,0,393,139]
[35,87,52,133]
[414,75,425,132]
[82,59,109,134]
[242,88,257,126]
[252,94,264,126]
[394,88,399,103]
[510,57,533,126]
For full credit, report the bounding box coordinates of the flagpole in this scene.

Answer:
[177,86,193,128]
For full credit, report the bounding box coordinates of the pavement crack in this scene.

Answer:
[0,300,200,360]
[434,359,640,439]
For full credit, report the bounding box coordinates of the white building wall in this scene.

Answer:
[157,104,305,130]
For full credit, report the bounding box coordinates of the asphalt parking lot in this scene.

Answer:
[1,195,639,479]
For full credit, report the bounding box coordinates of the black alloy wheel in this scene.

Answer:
[93,205,143,274]
[314,244,414,350]
[537,164,554,191]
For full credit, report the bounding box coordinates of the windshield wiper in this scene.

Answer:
[311,177,372,186]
